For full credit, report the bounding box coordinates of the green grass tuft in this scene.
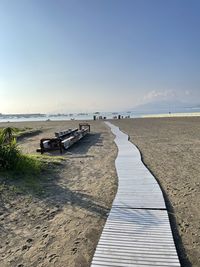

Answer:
[0,127,66,195]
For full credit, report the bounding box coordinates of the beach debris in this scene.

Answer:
[37,123,90,154]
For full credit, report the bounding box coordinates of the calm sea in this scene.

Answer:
[0,108,200,123]
[0,111,135,123]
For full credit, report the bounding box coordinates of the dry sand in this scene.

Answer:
[0,120,117,267]
[112,117,200,267]
[1,117,199,267]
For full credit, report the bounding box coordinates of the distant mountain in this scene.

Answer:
[130,100,197,114]
[191,104,200,109]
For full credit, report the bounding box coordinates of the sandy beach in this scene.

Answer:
[113,117,200,267]
[0,120,117,267]
[0,117,199,267]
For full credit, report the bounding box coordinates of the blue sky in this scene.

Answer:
[0,0,200,113]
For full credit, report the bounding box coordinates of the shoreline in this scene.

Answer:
[0,111,200,124]
[142,112,200,118]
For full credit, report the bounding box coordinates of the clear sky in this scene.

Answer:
[0,0,200,113]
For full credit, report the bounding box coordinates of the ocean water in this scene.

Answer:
[0,109,200,123]
[0,111,135,123]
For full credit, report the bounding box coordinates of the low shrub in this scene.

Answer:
[0,139,21,170]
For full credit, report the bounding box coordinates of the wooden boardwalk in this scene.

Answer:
[91,122,180,267]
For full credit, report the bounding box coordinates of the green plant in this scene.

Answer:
[0,127,21,170]
[0,142,20,170]
[1,127,16,144]
[0,128,66,195]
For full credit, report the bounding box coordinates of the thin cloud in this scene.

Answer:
[143,90,177,102]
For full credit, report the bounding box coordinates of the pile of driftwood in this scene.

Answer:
[37,123,90,154]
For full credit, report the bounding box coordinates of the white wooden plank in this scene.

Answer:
[90,122,180,267]
[91,209,180,267]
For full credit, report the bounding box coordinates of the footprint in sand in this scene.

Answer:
[48,253,59,263]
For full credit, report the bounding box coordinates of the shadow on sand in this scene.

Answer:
[43,133,103,158]
[0,132,108,220]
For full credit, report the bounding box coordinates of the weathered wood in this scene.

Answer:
[79,123,90,132]
[37,125,90,154]
[55,128,78,138]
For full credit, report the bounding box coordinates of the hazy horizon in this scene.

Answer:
[1,0,200,114]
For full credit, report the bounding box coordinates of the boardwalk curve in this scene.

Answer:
[91,122,180,267]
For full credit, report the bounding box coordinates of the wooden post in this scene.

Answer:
[79,123,90,132]
[40,139,44,154]
[59,139,63,154]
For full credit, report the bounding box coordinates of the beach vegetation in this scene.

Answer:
[0,127,20,170]
[0,126,35,140]
[0,154,65,195]
[0,127,65,194]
